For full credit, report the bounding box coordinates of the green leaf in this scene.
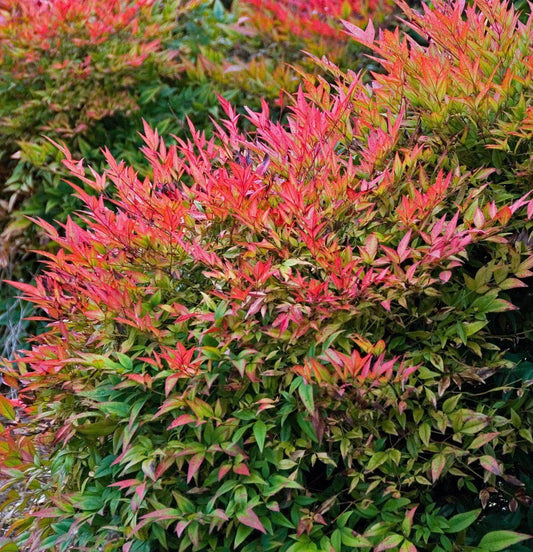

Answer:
[76,420,116,437]
[489,299,517,313]
[456,323,467,345]
[270,511,294,529]
[461,414,489,435]
[464,320,488,336]
[186,398,214,418]
[253,420,267,453]
[419,423,431,446]
[0,543,20,552]
[73,494,103,511]
[202,346,222,360]
[214,301,227,322]
[477,531,531,551]
[446,509,481,533]
[443,394,461,414]
[213,0,225,20]
[519,428,533,443]
[298,382,314,415]
[375,534,404,551]
[234,524,254,548]
[336,510,354,528]
[286,541,318,552]
[96,401,130,417]
[116,352,133,370]
[331,529,342,550]
[296,413,318,443]
[365,451,388,473]
[0,395,15,421]
[340,527,372,547]
[265,475,303,497]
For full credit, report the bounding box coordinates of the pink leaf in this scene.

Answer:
[527,199,533,219]
[132,508,181,534]
[342,18,375,46]
[135,482,147,499]
[431,454,446,483]
[175,520,191,537]
[473,208,485,228]
[31,507,62,519]
[108,479,141,490]
[267,502,280,512]
[212,509,229,521]
[469,432,501,450]
[397,230,412,262]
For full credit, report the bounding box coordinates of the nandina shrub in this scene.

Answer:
[1,0,533,551]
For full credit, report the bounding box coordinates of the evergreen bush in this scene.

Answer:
[0,0,533,550]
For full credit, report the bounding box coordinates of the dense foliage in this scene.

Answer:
[1,0,533,550]
[0,0,395,360]
[0,0,184,360]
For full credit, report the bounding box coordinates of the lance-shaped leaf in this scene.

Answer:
[236,507,267,534]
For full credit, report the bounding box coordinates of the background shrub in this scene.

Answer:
[1,0,533,551]
[181,0,397,117]
[239,0,394,60]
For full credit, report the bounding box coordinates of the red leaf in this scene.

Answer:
[236,507,267,534]
[233,463,250,476]
[187,453,204,483]
[108,478,141,490]
[167,414,196,430]
[218,464,232,481]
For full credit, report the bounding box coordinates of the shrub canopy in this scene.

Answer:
[1,0,533,551]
